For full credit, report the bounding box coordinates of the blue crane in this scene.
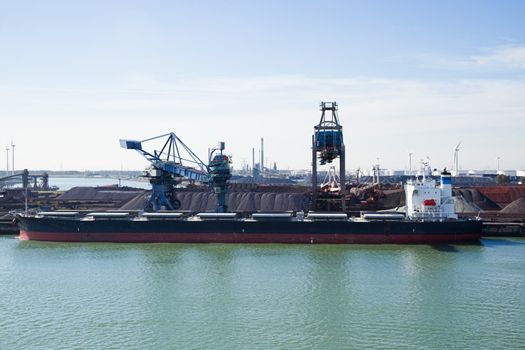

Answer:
[120,133,231,212]
[311,102,346,211]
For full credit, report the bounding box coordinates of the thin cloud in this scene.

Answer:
[470,45,525,69]
[416,45,525,71]
[2,74,524,170]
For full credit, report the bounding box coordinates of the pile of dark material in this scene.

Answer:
[56,185,147,210]
[477,186,525,207]
[120,184,310,212]
[57,186,146,202]
[453,189,501,210]
[119,192,150,211]
[454,196,482,213]
[500,197,525,215]
[378,189,405,208]
[176,192,308,212]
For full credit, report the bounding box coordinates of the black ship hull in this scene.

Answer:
[17,216,483,244]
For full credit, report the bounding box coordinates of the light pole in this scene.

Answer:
[11,141,15,175]
[497,156,500,173]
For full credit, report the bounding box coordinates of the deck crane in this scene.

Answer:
[120,133,231,212]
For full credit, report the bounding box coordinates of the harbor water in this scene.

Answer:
[1,237,524,349]
[48,176,150,190]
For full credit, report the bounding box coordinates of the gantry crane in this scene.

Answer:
[120,133,231,212]
[312,102,346,211]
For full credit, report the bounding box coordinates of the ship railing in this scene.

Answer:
[85,212,130,219]
[36,211,82,218]
[32,210,194,221]
[251,212,294,221]
[306,212,348,221]
[194,213,239,220]
[140,212,185,220]
[360,212,405,221]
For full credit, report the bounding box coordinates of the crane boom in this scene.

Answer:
[120,133,209,182]
[120,132,231,212]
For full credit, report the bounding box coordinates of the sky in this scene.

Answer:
[1,0,524,172]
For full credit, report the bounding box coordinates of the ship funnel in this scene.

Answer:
[440,169,456,219]
[440,169,452,197]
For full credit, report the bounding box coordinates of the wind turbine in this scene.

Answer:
[408,152,413,176]
[453,141,461,176]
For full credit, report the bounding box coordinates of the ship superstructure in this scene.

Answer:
[405,169,457,220]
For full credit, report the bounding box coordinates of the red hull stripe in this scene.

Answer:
[19,230,481,244]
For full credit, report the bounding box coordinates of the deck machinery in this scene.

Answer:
[120,133,231,212]
[312,102,346,211]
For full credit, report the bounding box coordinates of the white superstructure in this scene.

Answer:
[405,170,457,221]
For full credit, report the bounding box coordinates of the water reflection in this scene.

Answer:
[482,238,525,247]
[430,244,460,253]
[1,240,524,349]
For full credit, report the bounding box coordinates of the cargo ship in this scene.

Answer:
[15,171,483,244]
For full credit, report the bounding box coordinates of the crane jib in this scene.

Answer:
[160,163,209,182]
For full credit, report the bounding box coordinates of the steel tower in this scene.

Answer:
[312,102,346,211]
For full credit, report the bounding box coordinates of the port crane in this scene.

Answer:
[120,133,231,212]
[312,102,346,210]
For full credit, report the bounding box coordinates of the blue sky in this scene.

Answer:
[1,0,524,171]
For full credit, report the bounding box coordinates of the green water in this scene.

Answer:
[1,236,524,349]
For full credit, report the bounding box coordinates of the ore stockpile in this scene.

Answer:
[46,183,406,214]
[13,183,309,213]
[4,181,523,215]
[55,186,147,211]
[107,183,309,213]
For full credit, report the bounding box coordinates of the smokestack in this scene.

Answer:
[440,169,456,219]
[252,147,255,175]
[260,137,264,171]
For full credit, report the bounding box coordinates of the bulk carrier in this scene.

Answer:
[16,171,482,244]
